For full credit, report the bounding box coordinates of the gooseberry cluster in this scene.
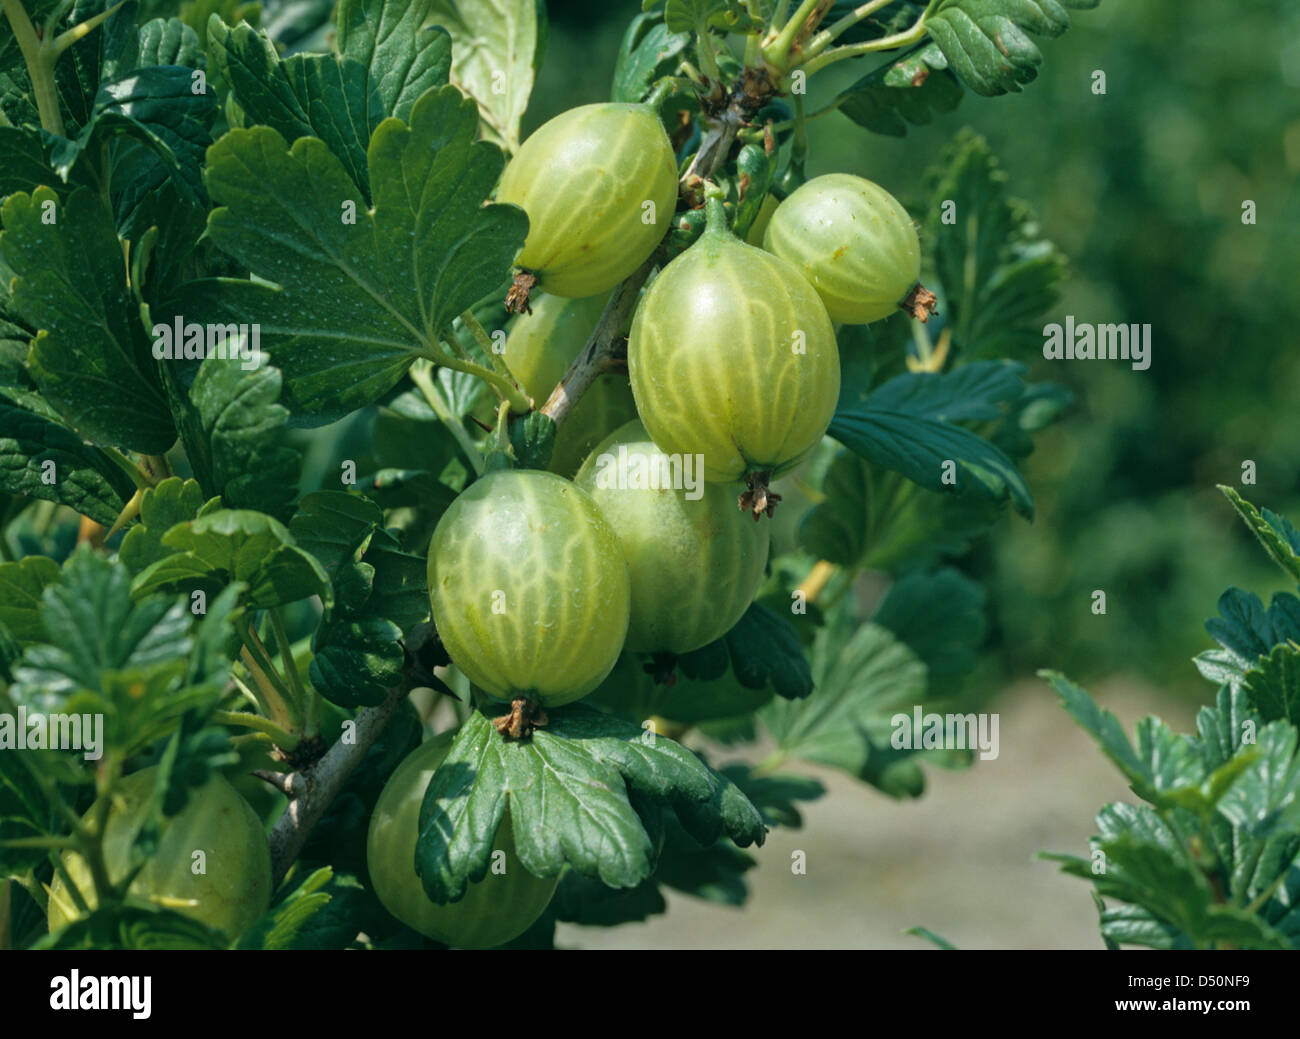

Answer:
[366,100,927,947]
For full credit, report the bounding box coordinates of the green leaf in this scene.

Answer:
[922,130,1066,358]
[1194,684,1264,772]
[761,622,928,790]
[207,3,453,200]
[924,0,1099,97]
[358,467,459,516]
[54,0,149,132]
[169,85,527,420]
[867,358,1027,422]
[237,867,372,950]
[798,450,1001,570]
[1220,486,1300,584]
[290,492,428,707]
[830,362,1034,518]
[1044,671,1177,800]
[237,866,336,950]
[50,61,218,208]
[205,17,369,195]
[0,187,175,453]
[139,17,206,67]
[16,549,189,702]
[1048,670,1280,820]
[428,0,545,152]
[719,765,825,829]
[0,126,85,200]
[1245,643,1300,726]
[0,69,39,129]
[665,0,756,33]
[132,508,330,609]
[0,306,51,418]
[1081,823,1291,950]
[309,615,404,707]
[338,0,454,124]
[1202,587,1300,678]
[873,568,987,679]
[588,651,773,727]
[0,555,60,644]
[0,739,53,878]
[720,601,813,700]
[612,12,690,103]
[1095,903,1194,951]
[118,477,216,576]
[548,869,667,926]
[9,548,221,755]
[991,378,1073,457]
[290,491,427,633]
[36,904,229,949]
[836,43,963,137]
[0,400,137,525]
[189,354,299,522]
[654,815,755,906]
[415,706,765,903]
[1216,723,1300,839]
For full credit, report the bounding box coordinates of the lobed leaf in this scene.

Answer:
[167,85,527,420]
[1,188,175,453]
[415,706,765,904]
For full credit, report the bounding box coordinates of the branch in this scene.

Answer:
[682,69,776,184]
[264,623,444,885]
[539,253,657,428]
[266,680,410,885]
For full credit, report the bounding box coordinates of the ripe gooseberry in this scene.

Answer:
[575,419,769,654]
[427,469,631,707]
[627,195,839,511]
[366,731,558,949]
[762,173,921,324]
[47,768,272,940]
[497,103,679,299]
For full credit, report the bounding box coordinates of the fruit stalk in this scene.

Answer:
[408,360,487,476]
[800,14,930,76]
[457,310,526,404]
[803,0,896,59]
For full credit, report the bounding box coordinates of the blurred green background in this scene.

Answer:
[532,0,1300,699]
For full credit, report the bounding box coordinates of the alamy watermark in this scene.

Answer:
[50,970,150,1019]
[590,446,705,501]
[152,316,262,371]
[890,706,1000,761]
[0,707,103,760]
[1043,316,1151,371]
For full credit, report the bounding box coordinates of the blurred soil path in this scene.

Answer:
[557,677,1198,949]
